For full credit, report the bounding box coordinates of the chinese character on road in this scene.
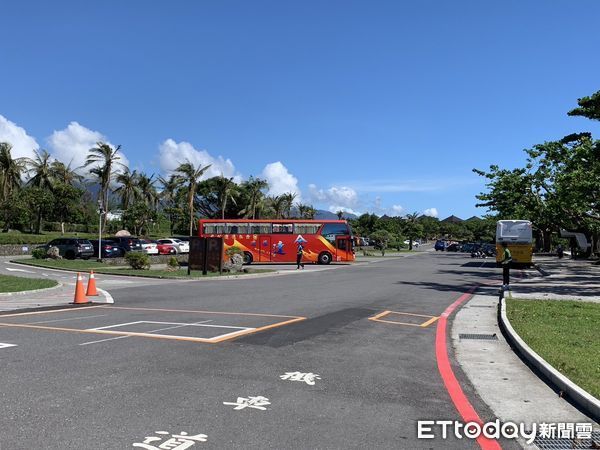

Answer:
[223,396,271,410]
[132,430,207,450]
[280,371,321,386]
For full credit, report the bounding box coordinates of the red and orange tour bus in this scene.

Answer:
[198,219,355,265]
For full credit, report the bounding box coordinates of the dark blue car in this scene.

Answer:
[434,240,447,251]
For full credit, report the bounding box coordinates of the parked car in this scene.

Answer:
[446,243,461,252]
[434,240,447,251]
[403,240,420,248]
[108,236,144,253]
[481,243,497,256]
[153,240,177,255]
[158,238,189,254]
[461,243,478,254]
[89,239,125,258]
[38,238,95,260]
[139,239,159,255]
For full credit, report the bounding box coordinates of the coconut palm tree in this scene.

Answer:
[239,177,268,220]
[114,168,139,209]
[266,195,287,219]
[0,142,26,202]
[158,174,181,235]
[50,160,83,185]
[85,142,124,228]
[214,176,238,219]
[336,210,345,220]
[281,192,297,218]
[137,172,158,210]
[173,160,212,236]
[26,149,56,233]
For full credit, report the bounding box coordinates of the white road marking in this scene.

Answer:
[89,321,250,331]
[79,320,214,346]
[0,343,17,349]
[97,288,114,304]
[5,267,33,273]
[29,314,108,325]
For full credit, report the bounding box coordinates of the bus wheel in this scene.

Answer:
[243,251,253,265]
[318,252,332,265]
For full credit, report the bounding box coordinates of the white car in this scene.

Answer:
[140,239,159,255]
[158,238,189,254]
[404,240,420,248]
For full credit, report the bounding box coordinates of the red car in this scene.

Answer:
[152,240,177,255]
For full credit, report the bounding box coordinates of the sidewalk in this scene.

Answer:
[452,258,599,449]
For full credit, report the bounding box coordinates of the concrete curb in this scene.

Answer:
[0,282,63,297]
[498,296,600,422]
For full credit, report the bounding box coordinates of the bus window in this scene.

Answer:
[321,222,350,244]
[294,223,322,234]
[250,223,271,234]
[226,223,249,234]
[272,223,293,234]
[203,223,226,234]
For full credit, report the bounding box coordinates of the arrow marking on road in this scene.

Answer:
[6,267,34,273]
[0,343,17,349]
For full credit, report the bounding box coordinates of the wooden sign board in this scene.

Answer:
[188,237,223,274]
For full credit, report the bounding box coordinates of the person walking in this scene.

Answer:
[501,241,512,290]
[296,242,305,269]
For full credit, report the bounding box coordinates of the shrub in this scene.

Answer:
[225,246,243,258]
[167,256,180,271]
[31,248,47,259]
[125,252,150,270]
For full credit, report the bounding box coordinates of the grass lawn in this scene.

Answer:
[93,267,274,279]
[14,258,111,270]
[13,259,274,279]
[0,274,58,293]
[506,298,600,399]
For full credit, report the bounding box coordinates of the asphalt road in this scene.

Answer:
[0,252,516,449]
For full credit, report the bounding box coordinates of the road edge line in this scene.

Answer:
[435,287,502,450]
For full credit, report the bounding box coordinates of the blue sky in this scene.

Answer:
[1,0,599,219]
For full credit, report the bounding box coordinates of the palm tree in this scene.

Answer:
[85,142,124,227]
[114,168,139,209]
[404,212,421,250]
[267,195,287,219]
[26,149,54,190]
[0,142,26,202]
[173,160,212,236]
[214,176,238,219]
[158,174,181,235]
[137,172,158,210]
[239,177,268,219]
[26,149,55,233]
[336,210,345,220]
[50,160,83,185]
[281,192,297,218]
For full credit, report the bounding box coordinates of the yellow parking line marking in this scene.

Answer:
[210,316,306,343]
[368,310,439,328]
[0,306,103,318]
[419,316,440,328]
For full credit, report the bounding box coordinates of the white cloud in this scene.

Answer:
[0,114,39,159]
[262,161,301,199]
[423,207,439,218]
[308,184,358,209]
[158,138,239,181]
[47,121,129,173]
[328,205,359,216]
[391,204,404,215]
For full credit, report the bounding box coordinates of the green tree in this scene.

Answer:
[281,192,297,218]
[402,212,424,250]
[214,176,238,219]
[85,142,124,228]
[568,90,600,121]
[0,142,26,203]
[173,160,212,236]
[238,177,268,219]
[114,168,140,209]
[50,160,83,185]
[370,229,392,256]
[122,201,157,236]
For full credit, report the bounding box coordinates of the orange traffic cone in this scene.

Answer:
[86,270,99,296]
[72,272,90,304]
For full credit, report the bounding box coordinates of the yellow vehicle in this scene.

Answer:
[496,220,534,267]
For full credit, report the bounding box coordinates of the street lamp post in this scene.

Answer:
[98,200,104,262]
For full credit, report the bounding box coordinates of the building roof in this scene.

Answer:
[441,215,464,223]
